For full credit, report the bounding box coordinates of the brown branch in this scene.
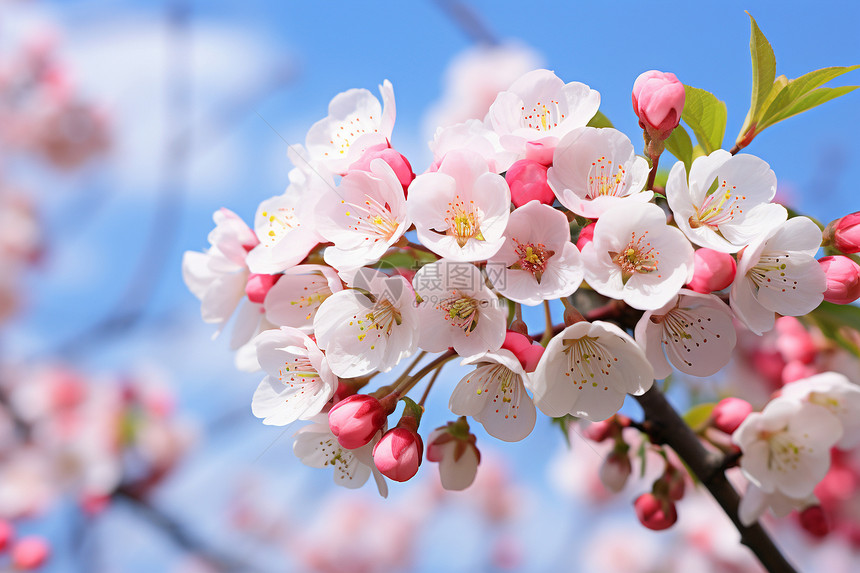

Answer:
[635,386,798,573]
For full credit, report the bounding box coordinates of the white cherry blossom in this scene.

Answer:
[245,191,322,275]
[487,200,583,305]
[548,127,651,218]
[449,349,536,442]
[264,264,343,332]
[306,80,395,174]
[730,216,826,335]
[428,119,516,174]
[182,208,259,340]
[412,259,507,356]
[487,69,600,158]
[315,158,409,271]
[780,372,860,449]
[314,269,418,378]
[408,149,510,262]
[581,202,694,310]
[738,482,816,527]
[733,397,842,498]
[251,327,338,426]
[530,321,654,421]
[666,151,787,252]
[293,415,388,497]
[634,289,736,379]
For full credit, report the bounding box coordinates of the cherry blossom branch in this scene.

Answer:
[635,385,798,573]
[431,0,499,46]
[115,486,259,573]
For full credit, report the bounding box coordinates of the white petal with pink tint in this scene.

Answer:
[449,350,536,442]
[634,290,736,379]
[264,265,343,332]
[487,200,583,305]
[306,80,395,174]
[548,127,650,218]
[251,327,338,426]
[531,321,654,421]
[408,149,510,262]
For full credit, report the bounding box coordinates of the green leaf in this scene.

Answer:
[764,85,858,128]
[806,301,860,357]
[747,12,777,123]
[663,124,693,173]
[681,85,727,154]
[759,66,860,130]
[586,110,613,129]
[682,402,716,432]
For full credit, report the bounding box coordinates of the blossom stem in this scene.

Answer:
[635,385,798,573]
[645,152,660,192]
[388,351,428,391]
[396,350,457,397]
[540,301,555,346]
[418,367,444,407]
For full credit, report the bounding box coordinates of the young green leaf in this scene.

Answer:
[681,85,727,154]
[747,12,777,123]
[586,110,614,129]
[806,301,860,358]
[663,123,693,173]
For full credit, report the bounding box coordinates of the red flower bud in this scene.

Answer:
[11,537,50,570]
[799,505,830,538]
[245,273,280,304]
[506,159,555,208]
[373,424,423,482]
[634,493,677,531]
[328,394,388,450]
[825,212,860,254]
[349,143,415,195]
[712,397,753,435]
[819,255,860,305]
[576,222,595,252]
[686,248,737,293]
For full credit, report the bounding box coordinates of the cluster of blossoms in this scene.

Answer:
[0,30,109,169]
[184,64,860,537]
[0,364,195,570]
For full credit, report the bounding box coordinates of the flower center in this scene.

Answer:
[323,113,380,157]
[289,274,334,321]
[358,298,402,342]
[690,177,747,229]
[523,99,565,131]
[470,363,523,420]
[587,156,627,199]
[747,252,798,295]
[439,294,481,334]
[510,239,555,283]
[279,356,321,385]
[610,232,660,282]
[341,194,399,241]
[763,431,806,473]
[444,195,484,247]
[561,336,617,391]
[260,206,300,245]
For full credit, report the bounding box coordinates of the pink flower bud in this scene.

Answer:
[632,71,685,141]
[576,222,595,252]
[349,143,415,195]
[686,248,737,293]
[712,397,753,435]
[328,394,388,450]
[426,421,480,491]
[501,330,544,372]
[819,256,860,305]
[524,141,554,166]
[373,425,423,482]
[634,493,677,531]
[781,360,818,385]
[799,505,830,538]
[582,419,614,442]
[505,159,554,208]
[825,212,860,254]
[0,519,13,552]
[599,450,632,493]
[245,273,280,304]
[774,317,816,364]
[11,537,50,570]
